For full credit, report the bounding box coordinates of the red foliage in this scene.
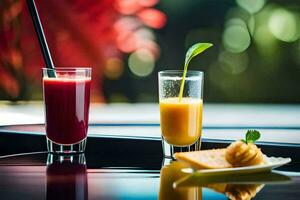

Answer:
[0,0,166,101]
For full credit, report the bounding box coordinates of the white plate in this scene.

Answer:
[182,156,292,175]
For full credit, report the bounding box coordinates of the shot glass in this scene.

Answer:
[158,70,204,158]
[43,67,91,154]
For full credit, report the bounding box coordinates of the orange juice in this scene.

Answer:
[159,97,203,146]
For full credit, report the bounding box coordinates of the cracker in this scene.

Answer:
[174,149,233,169]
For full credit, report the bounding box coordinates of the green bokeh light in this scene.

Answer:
[128,49,155,77]
[223,19,251,53]
[219,51,249,75]
[268,8,300,42]
[248,16,255,35]
[254,25,275,47]
[236,0,266,14]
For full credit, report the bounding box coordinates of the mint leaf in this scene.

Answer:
[178,43,213,101]
[244,130,260,144]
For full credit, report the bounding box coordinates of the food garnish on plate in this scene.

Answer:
[226,130,264,167]
[175,130,265,169]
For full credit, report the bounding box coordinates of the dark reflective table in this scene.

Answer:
[0,124,300,200]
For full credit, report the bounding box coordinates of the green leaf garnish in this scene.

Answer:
[243,130,261,144]
[178,43,213,101]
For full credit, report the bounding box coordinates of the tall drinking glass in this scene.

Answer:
[43,67,91,154]
[158,70,203,158]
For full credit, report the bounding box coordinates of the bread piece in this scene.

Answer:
[174,149,233,169]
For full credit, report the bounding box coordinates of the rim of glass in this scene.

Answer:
[42,67,91,71]
[158,70,203,76]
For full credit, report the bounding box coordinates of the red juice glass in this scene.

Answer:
[42,68,91,154]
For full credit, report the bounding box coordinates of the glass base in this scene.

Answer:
[162,137,201,158]
[47,153,86,165]
[47,138,87,154]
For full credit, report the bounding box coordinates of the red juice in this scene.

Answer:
[43,77,91,145]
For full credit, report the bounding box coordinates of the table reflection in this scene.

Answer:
[159,159,202,200]
[160,159,291,200]
[46,154,88,200]
[202,183,264,200]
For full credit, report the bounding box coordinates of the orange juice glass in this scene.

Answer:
[158,70,203,158]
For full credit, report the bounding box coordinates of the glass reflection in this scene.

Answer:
[160,159,291,200]
[46,154,88,200]
[175,170,291,200]
[159,159,202,200]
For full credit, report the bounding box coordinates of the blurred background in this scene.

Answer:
[1,0,300,103]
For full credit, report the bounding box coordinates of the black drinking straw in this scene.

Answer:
[26,0,56,77]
